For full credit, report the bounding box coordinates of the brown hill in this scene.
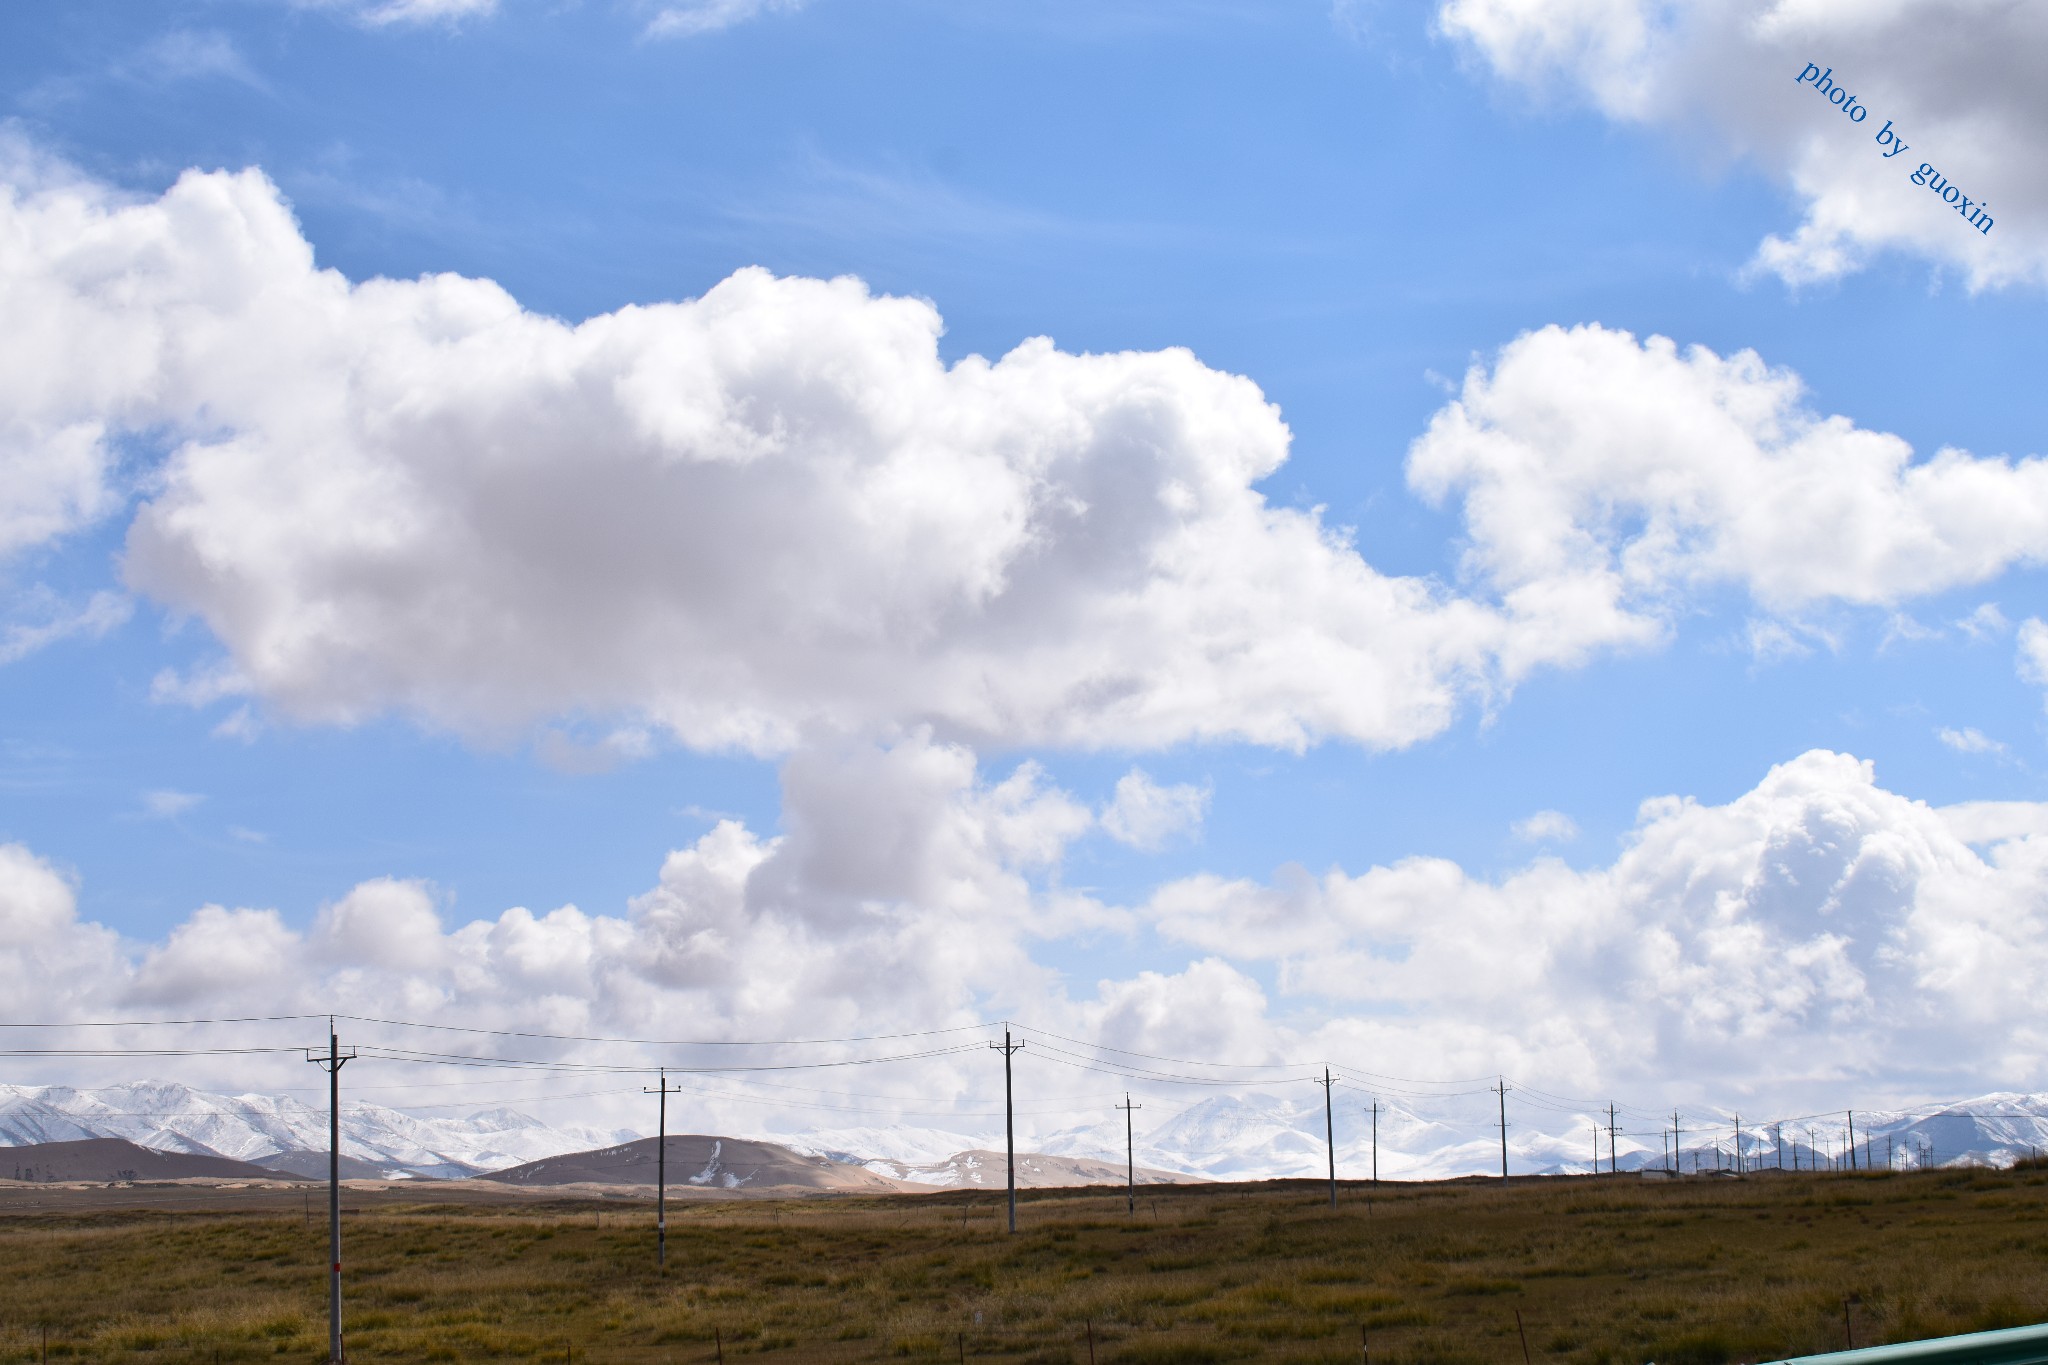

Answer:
[480,1135,906,1192]
[4,1137,305,1183]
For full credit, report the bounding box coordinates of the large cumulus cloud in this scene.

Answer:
[8,153,2043,748]
[1149,749,2048,1101]
[3,152,1525,752]
[1437,0,2048,287]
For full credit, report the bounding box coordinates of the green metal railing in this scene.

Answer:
[1766,1323,2048,1364]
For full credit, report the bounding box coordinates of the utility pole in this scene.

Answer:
[990,1028,1025,1234]
[1496,1078,1510,1182]
[644,1070,684,1270]
[305,1023,356,1365]
[1672,1111,1682,1176]
[1115,1094,1141,1215]
[1369,1101,1380,1185]
[1734,1115,1743,1175]
[1846,1112,1857,1172]
[1320,1068,1337,1209]
[1776,1122,1784,1171]
[1607,1104,1620,1175]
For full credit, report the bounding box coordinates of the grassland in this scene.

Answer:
[8,1168,2048,1364]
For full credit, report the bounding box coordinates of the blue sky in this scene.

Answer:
[3,0,2048,1140]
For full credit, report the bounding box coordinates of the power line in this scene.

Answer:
[331,1014,998,1048]
[0,1014,327,1028]
[0,1046,308,1058]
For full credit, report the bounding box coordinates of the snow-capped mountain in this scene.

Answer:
[0,1081,637,1179]
[1636,1093,2048,1175]
[1010,1090,2048,1183]
[11,1079,2048,1185]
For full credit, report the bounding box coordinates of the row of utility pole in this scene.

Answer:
[298,1022,1922,1365]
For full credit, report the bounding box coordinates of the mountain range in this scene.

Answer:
[8,1080,2048,1184]
[0,1082,633,1180]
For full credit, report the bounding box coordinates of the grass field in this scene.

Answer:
[8,1167,2048,1364]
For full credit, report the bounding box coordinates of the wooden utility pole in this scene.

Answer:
[1846,1112,1858,1172]
[1496,1079,1510,1182]
[990,1028,1025,1233]
[1369,1101,1380,1185]
[1607,1104,1620,1174]
[1115,1094,1141,1215]
[1321,1069,1338,1209]
[1672,1110,1682,1175]
[644,1070,684,1270]
[305,1024,356,1365]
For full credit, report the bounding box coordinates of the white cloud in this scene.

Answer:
[1957,602,2010,642]
[647,0,805,38]
[137,31,266,87]
[1409,324,2048,658]
[141,789,205,819]
[2019,618,2048,695]
[0,734,1113,1119]
[0,589,130,666]
[1940,800,2048,846]
[1936,725,2005,756]
[4,152,1525,756]
[1100,770,1209,850]
[11,746,2048,1121]
[1145,749,2048,1096]
[534,726,656,775]
[1511,809,1578,843]
[0,147,128,566]
[1437,0,2048,288]
[9,153,2047,761]
[311,0,499,24]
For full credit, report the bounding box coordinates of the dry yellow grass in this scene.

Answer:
[7,1167,2048,1363]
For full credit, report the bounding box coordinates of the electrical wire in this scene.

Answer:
[331,1014,998,1048]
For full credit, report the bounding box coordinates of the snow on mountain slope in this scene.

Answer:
[0,1081,635,1179]
[11,1079,2048,1183]
[771,1125,999,1171]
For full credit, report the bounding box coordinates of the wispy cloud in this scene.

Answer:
[720,149,1245,261]
[141,789,205,819]
[2020,620,2048,693]
[336,0,498,26]
[535,726,656,775]
[138,30,267,90]
[646,0,806,39]
[1959,603,2012,643]
[1512,809,1579,844]
[1101,770,1209,851]
[1937,727,2007,756]
[0,591,132,667]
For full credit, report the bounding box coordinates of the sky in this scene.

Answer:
[2,0,2047,1160]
